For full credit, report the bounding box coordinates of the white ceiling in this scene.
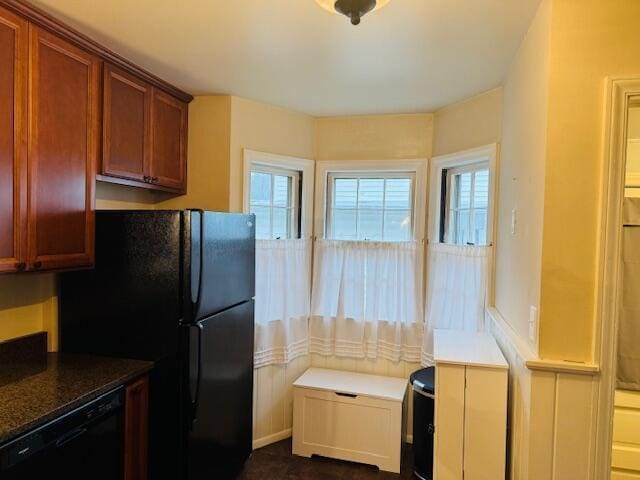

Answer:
[31,0,541,117]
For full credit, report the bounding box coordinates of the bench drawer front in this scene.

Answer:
[292,387,403,473]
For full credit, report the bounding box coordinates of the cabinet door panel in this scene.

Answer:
[150,89,187,192]
[125,376,149,480]
[0,7,27,273]
[28,26,98,271]
[103,63,150,182]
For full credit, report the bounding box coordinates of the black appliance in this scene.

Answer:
[410,367,435,480]
[0,388,124,480]
[59,210,255,480]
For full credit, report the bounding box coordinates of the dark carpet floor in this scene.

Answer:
[236,438,416,480]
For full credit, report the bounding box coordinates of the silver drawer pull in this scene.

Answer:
[335,392,358,398]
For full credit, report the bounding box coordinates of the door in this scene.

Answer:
[149,88,187,192]
[103,63,151,183]
[0,6,27,274]
[187,301,254,478]
[28,26,99,271]
[191,212,256,320]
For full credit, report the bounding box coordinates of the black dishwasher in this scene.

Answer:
[0,387,125,480]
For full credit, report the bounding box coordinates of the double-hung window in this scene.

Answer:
[326,172,415,241]
[443,164,490,246]
[249,166,300,240]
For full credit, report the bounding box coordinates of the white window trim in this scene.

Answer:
[315,159,428,242]
[427,144,498,246]
[243,149,315,239]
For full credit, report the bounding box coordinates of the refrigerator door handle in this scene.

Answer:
[190,322,204,427]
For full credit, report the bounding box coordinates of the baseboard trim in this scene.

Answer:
[252,428,292,450]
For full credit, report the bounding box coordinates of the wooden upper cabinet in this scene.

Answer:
[102,64,151,183]
[0,6,27,274]
[101,67,188,194]
[27,26,99,271]
[149,89,188,192]
[0,2,191,276]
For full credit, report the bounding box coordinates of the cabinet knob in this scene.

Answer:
[16,262,26,272]
[143,175,151,183]
[33,261,42,269]
[152,177,159,183]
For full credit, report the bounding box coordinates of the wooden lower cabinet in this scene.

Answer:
[125,376,149,480]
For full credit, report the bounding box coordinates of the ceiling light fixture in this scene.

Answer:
[315,0,391,25]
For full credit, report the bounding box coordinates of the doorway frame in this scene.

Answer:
[594,76,640,478]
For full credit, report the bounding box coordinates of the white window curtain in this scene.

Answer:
[310,240,424,363]
[421,243,490,365]
[254,239,311,368]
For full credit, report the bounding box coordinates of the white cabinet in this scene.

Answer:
[292,368,407,473]
[434,330,508,480]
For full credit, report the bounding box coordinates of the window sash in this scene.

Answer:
[249,165,301,240]
[325,171,416,242]
[444,163,489,246]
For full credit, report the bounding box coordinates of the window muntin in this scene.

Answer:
[249,166,300,240]
[326,172,414,241]
[445,164,490,246]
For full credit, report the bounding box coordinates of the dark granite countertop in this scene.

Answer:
[0,353,153,444]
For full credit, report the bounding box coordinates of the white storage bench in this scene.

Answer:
[292,368,407,473]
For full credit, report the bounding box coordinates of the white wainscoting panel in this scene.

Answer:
[252,355,311,449]
[487,308,599,480]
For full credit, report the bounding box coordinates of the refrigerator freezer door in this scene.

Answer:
[60,210,182,361]
[191,212,255,321]
[187,300,254,479]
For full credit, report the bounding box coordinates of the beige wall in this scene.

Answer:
[432,88,503,157]
[160,95,232,212]
[229,96,316,212]
[494,0,551,351]
[0,275,55,342]
[95,183,161,210]
[315,113,433,161]
[539,0,640,362]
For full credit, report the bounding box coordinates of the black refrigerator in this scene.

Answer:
[59,210,255,480]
